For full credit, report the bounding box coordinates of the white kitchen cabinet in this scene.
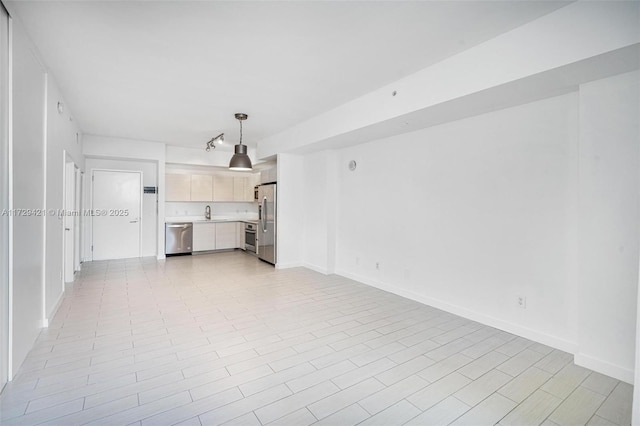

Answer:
[166,174,191,201]
[260,167,276,184]
[237,222,245,249]
[234,176,259,202]
[213,176,234,201]
[192,222,216,251]
[233,177,246,202]
[166,171,260,202]
[246,174,259,201]
[190,175,213,201]
[215,222,237,250]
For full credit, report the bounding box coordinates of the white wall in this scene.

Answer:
[11,19,46,375]
[275,153,304,268]
[85,158,157,258]
[6,16,86,379]
[294,72,640,384]
[83,135,166,259]
[331,92,580,353]
[302,150,338,274]
[44,77,83,320]
[576,71,639,382]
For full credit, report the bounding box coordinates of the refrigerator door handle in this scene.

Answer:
[261,196,267,232]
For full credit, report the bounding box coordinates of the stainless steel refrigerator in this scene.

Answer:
[258,183,276,265]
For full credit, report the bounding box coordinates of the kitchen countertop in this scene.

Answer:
[165,216,258,224]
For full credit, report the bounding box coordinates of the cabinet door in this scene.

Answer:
[166,174,191,201]
[245,174,258,201]
[233,177,246,202]
[215,222,237,250]
[260,169,269,184]
[260,167,276,184]
[191,175,213,201]
[237,222,245,249]
[193,223,215,251]
[247,173,260,202]
[213,176,234,201]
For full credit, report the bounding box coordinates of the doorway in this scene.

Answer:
[91,170,142,261]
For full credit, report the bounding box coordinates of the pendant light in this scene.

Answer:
[229,113,252,171]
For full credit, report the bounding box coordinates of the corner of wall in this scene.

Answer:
[575,352,634,384]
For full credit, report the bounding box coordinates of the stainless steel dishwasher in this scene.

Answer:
[165,222,193,255]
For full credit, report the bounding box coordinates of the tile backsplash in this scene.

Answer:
[166,202,258,217]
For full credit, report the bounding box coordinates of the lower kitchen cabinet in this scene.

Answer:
[192,221,246,252]
[237,222,245,249]
[193,223,216,251]
[215,222,237,250]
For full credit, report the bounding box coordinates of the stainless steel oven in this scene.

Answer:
[245,222,257,254]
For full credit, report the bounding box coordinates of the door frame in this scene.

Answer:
[91,168,143,261]
[62,154,77,284]
[74,169,82,272]
[0,3,11,389]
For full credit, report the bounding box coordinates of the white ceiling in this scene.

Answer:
[8,1,570,150]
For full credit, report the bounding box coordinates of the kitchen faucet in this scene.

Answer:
[205,205,211,220]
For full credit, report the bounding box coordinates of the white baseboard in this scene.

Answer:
[335,269,578,355]
[275,261,302,270]
[302,262,330,275]
[44,291,65,328]
[575,352,634,384]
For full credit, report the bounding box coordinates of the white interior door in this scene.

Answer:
[63,161,75,282]
[92,170,142,260]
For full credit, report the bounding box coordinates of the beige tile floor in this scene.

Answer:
[0,251,633,425]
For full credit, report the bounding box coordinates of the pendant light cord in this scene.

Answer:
[239,119,243,146]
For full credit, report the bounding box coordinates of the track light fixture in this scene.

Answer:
[205,133,224,152]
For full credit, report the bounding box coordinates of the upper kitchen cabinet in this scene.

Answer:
[213,176,234,202]
[166,171,259,202]
[233,177,245,202]
[260,167,277,184]
[234,176,259,202]
[190,175,213,202]
[166,174,191,201]
[248,174,260,200]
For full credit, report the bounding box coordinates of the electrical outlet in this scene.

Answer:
[376,262,380,270]
[517,296,527,309]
